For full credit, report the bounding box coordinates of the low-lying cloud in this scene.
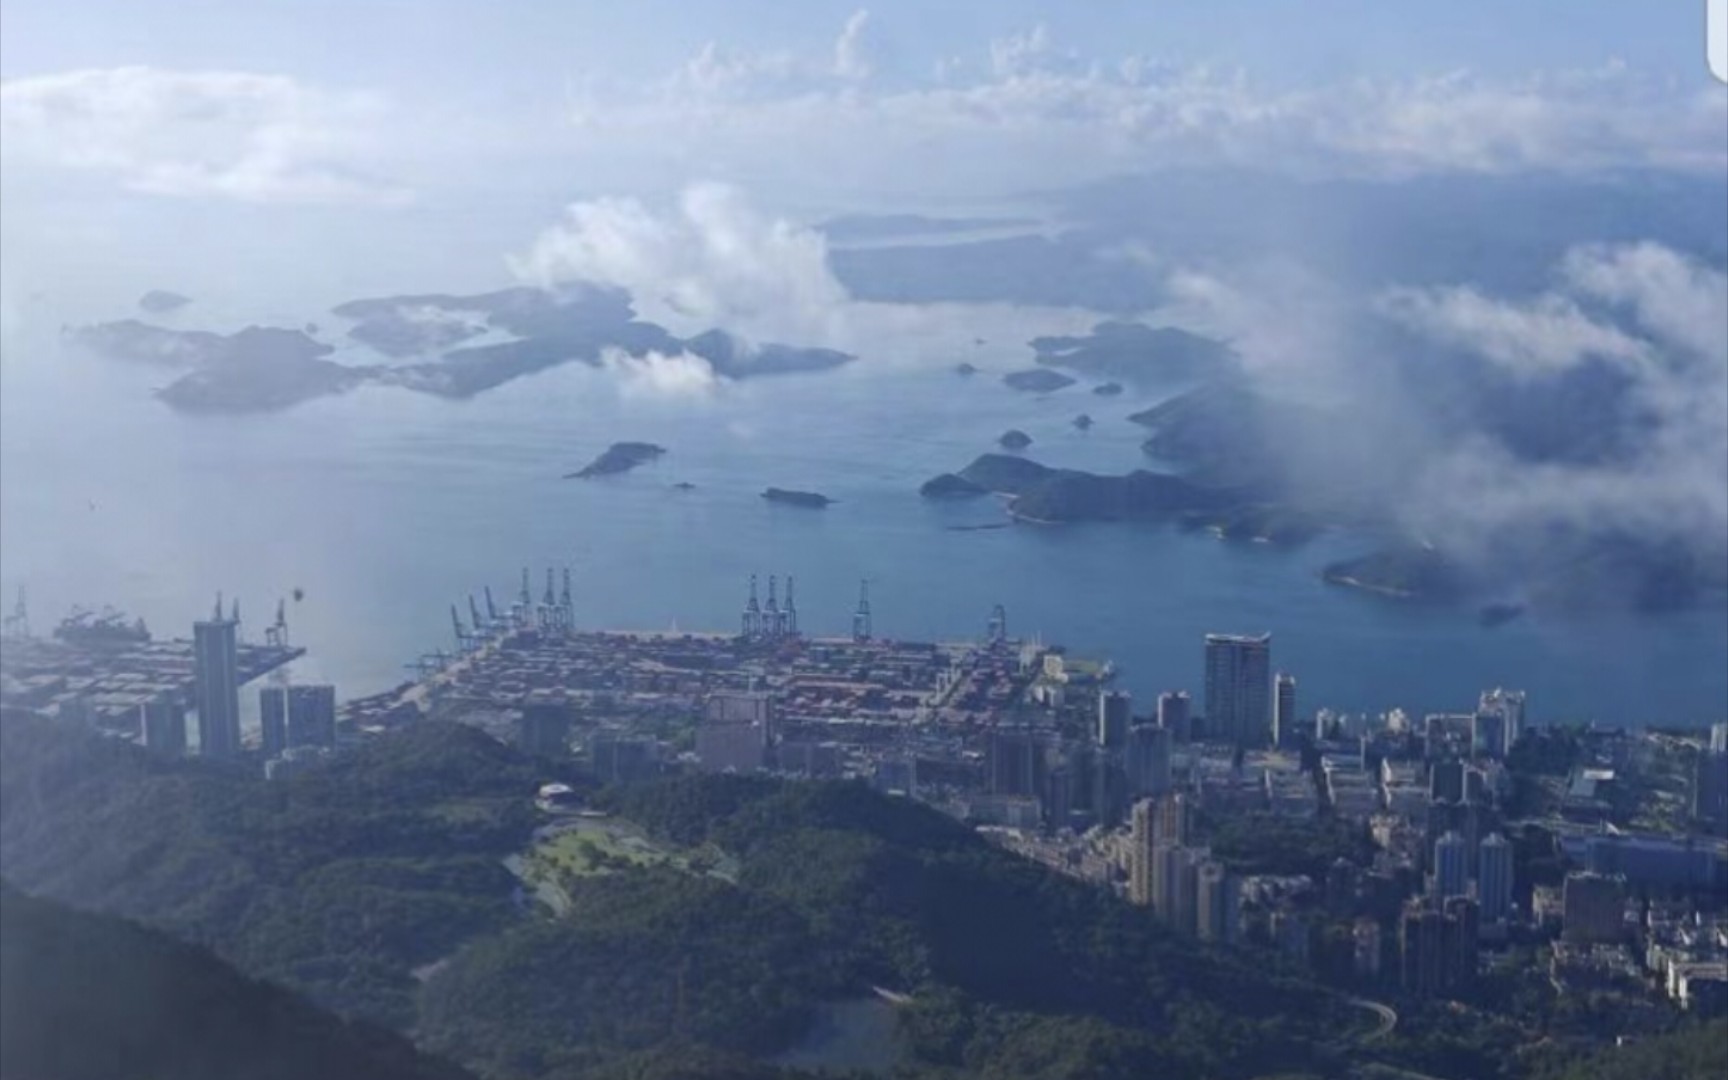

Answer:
[0,67,407,205]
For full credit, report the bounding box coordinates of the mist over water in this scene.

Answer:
[4,322,1724,728]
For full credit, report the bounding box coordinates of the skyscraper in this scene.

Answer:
[286,684,337,749]
[1274,672,1296,746]
[193,613,241,757]
[1157,691,1192,743]
[259,686,288,758]
[139,696,186,756]
[1097,690,1131,750]
[1154,792,1190,848]
[1204,634,1271,746]
[1711,721,1728,755]
[1434,830,1468,899]
[1478,832,1513,923]
[1196,859,1239,943]
[1125,723,1172,798]
[1478,688,1526,755]
[988,730,1042,796]
[1129,798,1155,906]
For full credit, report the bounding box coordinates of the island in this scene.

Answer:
[564,442,667,479]
[998,429,1033,450]
[922,453,1318,543]
[682,329,854,378]
[345,308,486,358]
[1320,546,1469,602]
[955,361,979,376]
[1073,413,1094,430]
[72,285,861,414]
[1093,382,1124,396]
[1029,321,1237,386]
[672,481,696,491]
[137,290,191,314]
[919,473,988,498]
[762,488,832,508]
[1002,369,1076,393]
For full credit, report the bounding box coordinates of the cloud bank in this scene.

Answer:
[0,67,406,204]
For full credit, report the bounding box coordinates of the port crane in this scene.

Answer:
[264,599,289,647]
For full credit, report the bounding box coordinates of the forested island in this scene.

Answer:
[69,285,855,414]
[762,488,832,508]
[566,442,668,479]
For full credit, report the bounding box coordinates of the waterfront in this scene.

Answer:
[2,332,1724,727]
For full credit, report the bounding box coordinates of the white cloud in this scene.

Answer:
[1378,243,1728,550]
[511,181,1098,358]
[833,10,874,81]
[510,182,849,343]
[565,31,1726,197]
[1376,286,1652,375]
[0,67,406,204]
[600,348,721,399]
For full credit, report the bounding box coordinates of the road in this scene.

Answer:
[1348,996,1399,1042]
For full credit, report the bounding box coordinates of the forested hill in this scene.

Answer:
[0,881,476,1080]
[0,710,542,1028]
[419,774,1354,1079]
[2,711,1361,1079]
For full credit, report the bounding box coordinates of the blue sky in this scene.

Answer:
[1,1,1717,91]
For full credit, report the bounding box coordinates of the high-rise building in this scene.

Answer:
[1097,690,1131,750]
[1153,843,1205,934]
[1478,688,1526,755]
[1477,832,1514,923]
[139,696,186,756]
[259,686,289,758]
[1274,673,1297,746]
[1203,633,1271,747]
[1444,896,1480,989]
[1431,759,1466,804]
[1695,750,1728,837]
[1434,830,1468,899]
[1128,798,1156,906]
[1196,859,1239,943]
[1154,792,1190,847]
[1157,691,1192,743]
[1092,752,1127,829]
[988,730,1042,796]
[1400,899,1447,997]
[1123,723,1172,798]
[517,701,573,758]
[1562,871,1625,943]
[591,734,660,784]
[286,685,337,749]
[1471,710,1505,760]
[193,615,241,757]
[1711,722,1728,755]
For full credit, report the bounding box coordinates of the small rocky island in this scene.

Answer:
[564,442,667,479]
[998,429,1033,450]
[955,361,979,376]
[762,488,832,508]
[1092,382,1123,396]
[1072,414,1094,430]
[1002,369,1076,393]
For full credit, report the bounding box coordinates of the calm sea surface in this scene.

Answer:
[3,332,1724,728]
